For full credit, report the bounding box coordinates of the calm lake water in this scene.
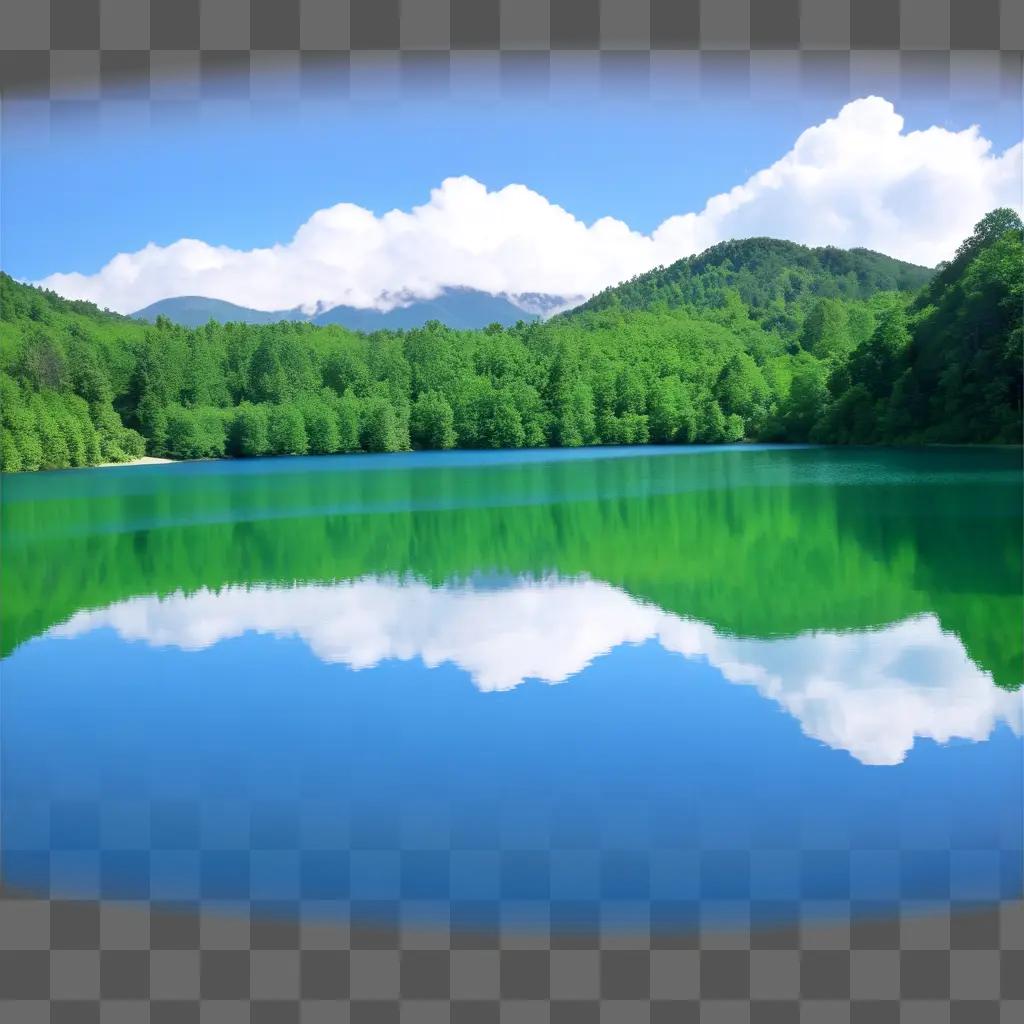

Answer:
[1,445,1021,931]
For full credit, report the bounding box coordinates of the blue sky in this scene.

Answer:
[5,90,1021,283]
[5,84,1021,314]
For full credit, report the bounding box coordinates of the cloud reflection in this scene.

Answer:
[50,576,1021,766]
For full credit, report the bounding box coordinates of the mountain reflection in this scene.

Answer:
[50,575,1021,766]
[6,447,1021,692]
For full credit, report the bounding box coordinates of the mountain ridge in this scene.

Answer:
[2,212,1020,483]
[46,235,934,331]
[131,287,563,331]
[565,236,935,320]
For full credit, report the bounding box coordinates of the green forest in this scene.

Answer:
[1,209,1020,472]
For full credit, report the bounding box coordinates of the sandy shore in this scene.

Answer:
[95,456,175,468]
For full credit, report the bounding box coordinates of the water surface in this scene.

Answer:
[2,445,1021,930]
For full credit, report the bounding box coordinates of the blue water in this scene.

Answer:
[3,624,1020,930]
[2,445,1021,932]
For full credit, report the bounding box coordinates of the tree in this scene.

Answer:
[813,384,877,444]
[800,299,851,359]
[925,207,1024,299]
[324,342,371,397]
[484,389,526,449]
[698,399,728,443]
[845,307,910,401]
[615,366,647,416]
[360,393,404,453]
[406,322,466,398]
[0,375,43,470]
[618,412,650,445]
[410,390,457,450]
[267,404,309,456]
[136,392,169,455]
[715,352,769,435]
[301,397,341,455]
[161,403,226,460]
[120,427,146,460]
[51,397,90,467]
[509,382,549,447]
[648,377,685,443]
[66,332,112,405]
[29,394,70,469]
[182,332,228,408]
[229,402,269,457]
[723,413,745,443]
[335,390,361,452]
[884,210,1022,442]
[452,376,494,448]
[782,358,830,440]
[248,337,289,404]
[276,332,318,396]
[165,405,205,459]
[556,378,595,447]
[1,431,23,472]
[546,339,596,447]
[15,421,44,471]
[124,339,178,453]
[91,402,140,463]
[196,407,228,457]
[16,329,66,392]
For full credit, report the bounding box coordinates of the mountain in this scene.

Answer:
[131,296,307,328]
[5,212,1019,481]
[566,237,934,320]
[120,241,936,332]
[311,288,542,330]
[132,288,561,332]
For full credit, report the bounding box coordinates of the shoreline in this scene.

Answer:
[76,441,1024,470]
[4,441,1022,476]
[95,456,176,468]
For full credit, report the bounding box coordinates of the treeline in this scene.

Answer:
[1,211,1020,472]
[835,208,1023,444]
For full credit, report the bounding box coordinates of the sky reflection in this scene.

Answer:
[50,575,1021,766]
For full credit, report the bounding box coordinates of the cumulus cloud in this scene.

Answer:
[49,575,1021,766]
[35,97,1022,315]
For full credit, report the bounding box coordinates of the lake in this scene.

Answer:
[1,444,1021,933]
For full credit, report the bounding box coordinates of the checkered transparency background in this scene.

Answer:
[0,0,1020,105]
[2,1,1023,1021]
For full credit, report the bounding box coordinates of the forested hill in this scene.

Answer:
[570,237,934,325]
[0,277,128,326]
[1,211,1020,474]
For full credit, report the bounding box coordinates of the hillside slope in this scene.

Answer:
[570,237,933,331]
[2,213,1019,476]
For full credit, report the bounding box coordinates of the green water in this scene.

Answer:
[2,444,1021,690]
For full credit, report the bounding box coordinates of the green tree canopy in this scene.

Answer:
[1,213,1019,472]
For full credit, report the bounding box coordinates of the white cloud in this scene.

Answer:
[36,96,1023,314]
[49,575,1022,766]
